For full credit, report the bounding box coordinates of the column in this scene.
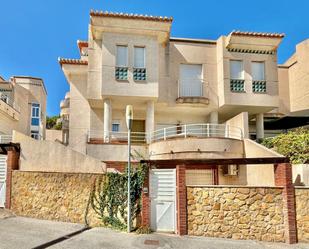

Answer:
[274,163,297,244]
[5,150,20,209]
[146,101,155,143]
[103,98,111,143]
[176,164,187,235]
[256,113,264,140]
[209,111,218,124]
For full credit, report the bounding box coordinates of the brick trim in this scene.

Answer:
[176,164,187,235]
[5,151,19,209]
[274,163,297,244]
[141,169,150,227]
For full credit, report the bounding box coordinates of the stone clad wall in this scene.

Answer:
[295,188,309,242]
[11,171,103,226]
[187,186,285,242]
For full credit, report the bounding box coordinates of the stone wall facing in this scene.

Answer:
[187,186,285,242]
[11,171,103,226]
[296,187,309,242]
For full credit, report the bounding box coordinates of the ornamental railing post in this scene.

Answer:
[163,128,166,140]
[184,125,187,138]
[225,125,229,138]
[206,123,210,137]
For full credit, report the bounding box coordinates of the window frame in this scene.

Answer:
[111,120,121,132]
[230,60,244,80]
[31,130,40,140]
[31,103,40,126]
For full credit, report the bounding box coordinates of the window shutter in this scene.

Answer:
[230,60,243,79]
[252,62,265,81]
[116,46,128,67]
[134,47,145,68]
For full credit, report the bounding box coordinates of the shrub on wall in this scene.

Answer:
[87,163,147,230]
[262,128,309,164]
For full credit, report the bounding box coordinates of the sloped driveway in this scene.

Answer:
[1,209,309,249]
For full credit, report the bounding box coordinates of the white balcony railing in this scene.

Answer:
[151,124,243,142]
[87,124,243,145]
[0,135,12,144]
[88,130,147,144]
[178,78,204,98]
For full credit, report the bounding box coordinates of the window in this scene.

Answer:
[115,45,128,80]
[0,94,8,103]
[31,130,39,140]
[230,60,245,92]
[31,103,40,126]
[134,47,145,68]
[116,45,128,67]
[230,60,243,79]
[251,62,265,81]
[179,64,203,97]
[252,62,266,93]
[112,121,120,132]
[133,47,146,81]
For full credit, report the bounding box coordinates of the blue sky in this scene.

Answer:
[1,0,308,116]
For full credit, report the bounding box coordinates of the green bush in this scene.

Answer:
[261,128,309,164]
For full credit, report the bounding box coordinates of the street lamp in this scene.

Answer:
[125,105,133,233]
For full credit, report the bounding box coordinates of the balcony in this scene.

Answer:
[87,130,147,144]
[0,97,20,120]
[149,124,244,160]
[0,135,12,144]
[176,78,209,104]
[151,123,243,142]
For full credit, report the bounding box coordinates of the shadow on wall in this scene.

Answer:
[12,130,106,173]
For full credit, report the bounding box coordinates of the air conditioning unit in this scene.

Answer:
[222,165,238,176]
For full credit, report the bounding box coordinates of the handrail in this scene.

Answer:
[87,123,243,144]
[151,123,243,142]
[0,96,20,113]
[88,130,147,143]
[178,78,205,98]
[0,135,12,144]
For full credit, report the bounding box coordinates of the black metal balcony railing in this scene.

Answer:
[230,79,245,92]
[133,68,146,81]
[252,80,266,93]
[115,67,128,80]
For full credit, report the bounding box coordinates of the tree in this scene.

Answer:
[46,115,62,130]
[262,128,309,164]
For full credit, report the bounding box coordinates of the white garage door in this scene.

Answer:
[0,155,7,208]
[150,169,176,232]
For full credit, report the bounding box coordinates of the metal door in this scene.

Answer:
[0,155,7,207]
[150,169,176,232]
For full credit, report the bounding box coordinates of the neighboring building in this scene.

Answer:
[59,91,70,145]
[0,76,47,141]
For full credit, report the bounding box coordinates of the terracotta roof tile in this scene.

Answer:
[58,58,88,66]
[77,40,88,51]
[231,30,285,38]
[90,10,173,22]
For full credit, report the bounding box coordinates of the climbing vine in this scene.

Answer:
[88,162,147,230]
